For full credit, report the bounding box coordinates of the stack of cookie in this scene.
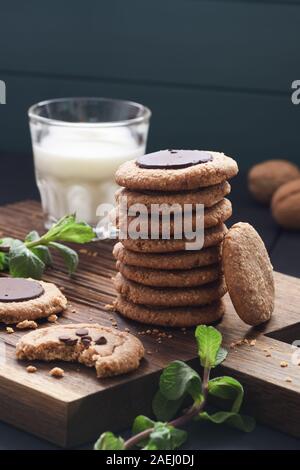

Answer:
[112,150,238,327]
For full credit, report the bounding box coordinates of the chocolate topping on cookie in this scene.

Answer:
[75,328,89,337]
[59,334,78,346]
[137,150,213,169]
[0,278,44,303]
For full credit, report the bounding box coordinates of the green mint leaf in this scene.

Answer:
[132,415,155,448]
[9,240,45,279]
[159,360,202,401]
[25,231,40,243]
[199,410,255,433]
[31,245,53,267]
[44,215,95,244]
[94,432,125,450]
[49,242,78,274]
[208,376,244,413]
[0,237,16,249]
[215,346,228,366]
[143,423,187,451]
[152,390,184,422]
[195,325,222,368]
[0,252,8,271]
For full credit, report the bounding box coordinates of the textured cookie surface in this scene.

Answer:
[271,178,300,230]
[16,323,144,378]
[116,151,238,191]
[120,223,228,253]
[117,261,222,288]
[114,295,225,327]
[223,222,274,326]
[113,242,222,270]
[0,279,67,324]
[115,181,231,209]
[115,198,232,234]
[114,272,227,307]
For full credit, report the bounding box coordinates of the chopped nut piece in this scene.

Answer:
[48,314,58,323]
[285,377,293,383]
[280,361,288,368]
[16,320,38,330]
[26,365,37,373]
[49,367,64,378]
[6,327,14,334]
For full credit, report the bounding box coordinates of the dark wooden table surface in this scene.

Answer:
[1,156,300,450]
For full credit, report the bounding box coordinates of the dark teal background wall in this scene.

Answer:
[1,0,300,173]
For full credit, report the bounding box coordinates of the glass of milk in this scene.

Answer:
[28,97,151,230]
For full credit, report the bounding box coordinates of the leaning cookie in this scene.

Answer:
[0,278,67,324]
[16,323,144,378]
[114,295,225,327]
[223,222,274,326]
[117,261,222,288]
[116,150,238,191]
[113,242,222,270]
[114,273,227,307]
[115,181,231,209]
[120,223,228,253]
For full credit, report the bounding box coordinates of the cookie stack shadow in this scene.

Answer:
[112,152,238,327]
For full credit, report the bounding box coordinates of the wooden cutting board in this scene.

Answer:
[0,200,300,447]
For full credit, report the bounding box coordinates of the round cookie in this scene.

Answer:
[115,150,238,192]
[271,178,300,230]
[16,323,144,378]
[115,199,232,234]
[114,272,227,307]
[113,242,222,270]
[117,261,222,288]
[248,160,299,204]
[223,222,274,326]
[114,295,225,327]
[120,223,228,253]
[115,181,231,209]
[0,278,67,324]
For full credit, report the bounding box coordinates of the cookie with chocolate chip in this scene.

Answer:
[16,323,144,378]
[0,277,67,324]
[115,150,238,192]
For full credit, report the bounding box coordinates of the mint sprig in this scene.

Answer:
[94,325,255,451]
[0,214,95,279]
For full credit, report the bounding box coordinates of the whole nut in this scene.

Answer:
[272,178,300,230]
[248,160,299,204]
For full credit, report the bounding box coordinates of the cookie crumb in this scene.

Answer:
[105,304,115,312]
[111,321,117,327]
[17,320,38,330]
[124,328,130,333]
[249,339,256,346]
[26,365,37,373]
[285,377,292,383]
[265,353,272,357]
[147,350,152,355]
[168,334,173,339]
[49,367,64,378]
[6,327,14,334]
[280,361,288,368]
[79,248,88,254]
[48,314,58,323]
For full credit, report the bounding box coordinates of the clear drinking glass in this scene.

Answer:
[28,97,151,229]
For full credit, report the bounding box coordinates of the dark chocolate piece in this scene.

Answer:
[75,328,89,337]
[137,150,213,170]
[0,278,44,303]
[94,335,107,345]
